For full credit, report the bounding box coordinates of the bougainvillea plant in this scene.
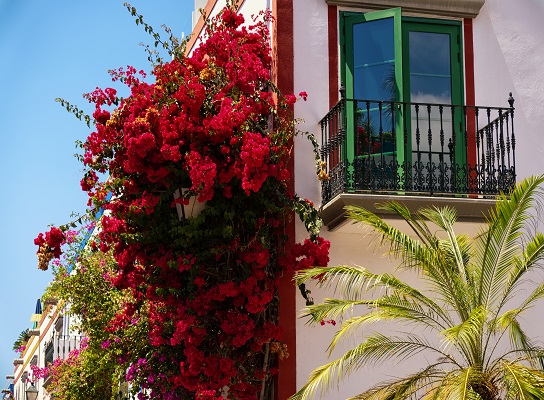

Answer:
[35,3,330,400]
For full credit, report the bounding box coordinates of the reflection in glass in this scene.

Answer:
[353,18,395,102]
[408,31,453,186]
[409,31,451,104]
[353,18,396,156]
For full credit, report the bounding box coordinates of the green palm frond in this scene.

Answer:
[495,309,531,349]
[299,298,368,324]
[490,310,544,370]
[477,175,544,311]
[502,233,544,306]
[442,305,488,364]
[326,298,447,355]
[452,367,484,400]
[425,366,488,400]
[12,328,30,351]
[348,365,443,400]
[291,333,459,400]
[296,264,451,325]
[374,202,440,249]
[347,204,475,321]
[295,264,378,301]
[418,206,468,281]
[345,205,440,271]
[501,362,544,400]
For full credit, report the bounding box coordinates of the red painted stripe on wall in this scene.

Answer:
[464,18,477,167]
[272,0,297,399]
[328,5,339,108]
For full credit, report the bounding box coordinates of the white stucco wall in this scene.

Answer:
[293,0,331,209]
[292,0,382,397]
[295,225,412,399]
[193,0,208,29]
[473,0,544,181]
[292,0,544,398]
[190,1,544,398]
[237,0,270,20]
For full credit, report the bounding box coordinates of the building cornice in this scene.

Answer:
[185,0,245,56]
[325,0,485,18]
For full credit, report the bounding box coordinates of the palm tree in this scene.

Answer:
[12,328,30,352]
[291,176,544,400]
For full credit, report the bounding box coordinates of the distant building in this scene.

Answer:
[7,298,81,400]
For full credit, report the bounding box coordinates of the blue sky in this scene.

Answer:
[0,0,195,386]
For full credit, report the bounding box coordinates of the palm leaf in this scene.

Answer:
[345,205,440,272]
[442,305,488,365]
[296,264,453,329]
[501,362,544,400]
[477,175,544,311]
[295,177,544,400]
[347,204,476,321]
[501,233,544,307]
[348,365,444,400]
[491,307,544,370]
[12,328,30,351]
[326,297,449,355]
[431,367,485,400]
[290,333,459,400]
[299,298,368,324]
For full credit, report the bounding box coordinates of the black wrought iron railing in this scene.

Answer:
[319,90,516,205]
[44,334,85,365]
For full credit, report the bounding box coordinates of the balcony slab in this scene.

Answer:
[321,192,497,230]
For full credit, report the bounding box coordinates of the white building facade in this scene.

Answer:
[6,299,80,400]
[190,0,544,398]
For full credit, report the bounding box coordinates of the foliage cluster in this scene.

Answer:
[35,3,329,400]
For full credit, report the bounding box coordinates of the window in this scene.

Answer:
[341,8,478,192]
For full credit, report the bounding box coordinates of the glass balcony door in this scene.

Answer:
[342,10,464,192]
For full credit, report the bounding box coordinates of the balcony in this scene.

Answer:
[44,334,84,365]
[43,334,84,389]
[319,92,516,228]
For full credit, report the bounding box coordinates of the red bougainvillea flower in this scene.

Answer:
[35,227,65,271]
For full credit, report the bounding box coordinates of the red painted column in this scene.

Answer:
[328,5,339,108]
[272,1,296,399]
[464,18,477,169]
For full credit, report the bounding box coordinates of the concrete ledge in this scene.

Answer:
[325,0,485,18]
[321,193,496,230]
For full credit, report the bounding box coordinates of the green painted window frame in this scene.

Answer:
[341,8,404,165]
[402,18,465,164]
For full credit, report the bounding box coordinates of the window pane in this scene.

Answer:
[409,31,451,104]
[353,18,395,101]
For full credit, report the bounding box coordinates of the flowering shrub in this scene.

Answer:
[36,3,329,400]
[12,329,30,353]
[29,365,49,382]
[43,248,143,399]
[46,337,121,399]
